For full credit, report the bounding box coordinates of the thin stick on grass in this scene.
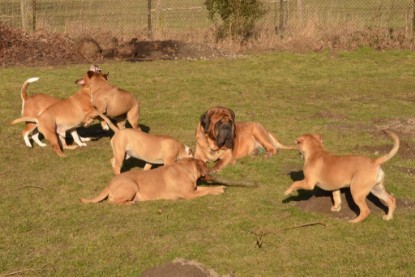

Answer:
[249,222,327,248]
[15,185,46,191]
[202,175,259,188]
[0,268,51,276]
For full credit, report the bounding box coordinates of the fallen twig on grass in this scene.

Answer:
[0,267,51,276]
[202,175,259,188]
[248,222,327,248]
[15,185,46,191]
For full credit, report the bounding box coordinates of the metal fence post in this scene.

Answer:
[148,0,153,40]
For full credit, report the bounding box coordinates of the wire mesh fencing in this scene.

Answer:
[1,0,414,40]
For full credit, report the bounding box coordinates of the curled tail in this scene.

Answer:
[96,111,119,133]
[269,133,297,150]
[21,77,40,114]
[11,116,38,125]
[80,186,110,204]
[374,130,400,166]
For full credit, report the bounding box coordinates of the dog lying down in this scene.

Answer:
[97,112,193,174]
[80,158,225,204]
[284,130,400,223]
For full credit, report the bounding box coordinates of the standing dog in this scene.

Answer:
[194,106,296,173]
[80,158,224,204]
[11,85,98,157]
[97,112,193,174]
[284,130,399,223]
[19,77,60,147]
[76,69,140,130]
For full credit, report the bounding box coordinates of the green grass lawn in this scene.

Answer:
[1,49,415,276]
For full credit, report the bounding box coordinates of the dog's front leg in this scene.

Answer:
[331,190,342,212]
[284,179,315,196]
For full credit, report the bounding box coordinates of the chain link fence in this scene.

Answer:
[1,0,414,40]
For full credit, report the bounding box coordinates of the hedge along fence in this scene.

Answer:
[1,0,414,41]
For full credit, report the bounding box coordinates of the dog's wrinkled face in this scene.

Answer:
[295,134,323,158]
[200,106,236,151]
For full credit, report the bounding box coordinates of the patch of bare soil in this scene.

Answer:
[140,259,230,277]
[284,187,415,221]
[0,26,232,66]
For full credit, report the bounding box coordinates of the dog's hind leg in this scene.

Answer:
[349,180,373,223]
[370,169,396,221]
[22,123,38,147]
[71,130,87,147]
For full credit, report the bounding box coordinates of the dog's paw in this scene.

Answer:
[383,214,393,221]
[330,204,341,212]
[284,189,292,196]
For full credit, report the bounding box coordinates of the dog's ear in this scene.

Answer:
[87,70,95,78]
[103,72,109,80]
[313,134,323,143]
[229,108,235,121]
[295,136,304,144]
[200,111,211,134]
[75,78,86,86]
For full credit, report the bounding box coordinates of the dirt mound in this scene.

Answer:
[0,26,231,66]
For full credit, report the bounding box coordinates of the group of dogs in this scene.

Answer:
[11,65,400,223]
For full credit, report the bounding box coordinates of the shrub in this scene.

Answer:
[204,0,266,40]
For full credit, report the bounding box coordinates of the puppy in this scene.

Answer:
[284,130,399,223]
[194,106,296,173]
[76,68,140,130]
[80,158,225,204]
[18,77,89,148]
[98,112,193,174]
[11,85,98,157]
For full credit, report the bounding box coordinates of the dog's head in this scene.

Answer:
[75,66,109,87]
[199,106,236,151]
[295,133,324,159]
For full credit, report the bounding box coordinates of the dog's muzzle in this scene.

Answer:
[215,121,234,149]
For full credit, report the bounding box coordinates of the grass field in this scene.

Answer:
[1,49,415,276]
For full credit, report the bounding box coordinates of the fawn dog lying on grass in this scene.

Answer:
[80,158,224,204]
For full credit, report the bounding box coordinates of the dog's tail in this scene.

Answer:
[374,130,400,166]
[96,111,119,133]
[21,77,40,114]
[80,186,110,204]
[11,116,39,125]
[21,77,39,102]
[269,133,297,150]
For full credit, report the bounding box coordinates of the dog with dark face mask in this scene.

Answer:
[194,106,295,173]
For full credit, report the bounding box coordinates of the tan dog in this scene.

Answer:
[194,106,296,173]
[11,85,98,157]
[76,69,140,130]
[97,112,193,174]
[284,130,399,223]
[80,158,224,204]
[18,77,89,148]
